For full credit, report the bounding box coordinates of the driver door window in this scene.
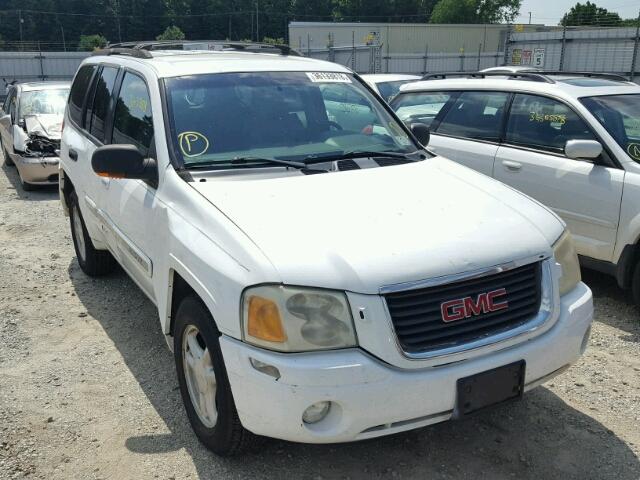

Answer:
[505,94,595,154]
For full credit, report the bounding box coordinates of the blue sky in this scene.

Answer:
[514,0,639,25]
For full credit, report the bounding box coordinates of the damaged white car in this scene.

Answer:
[0,82,70,190]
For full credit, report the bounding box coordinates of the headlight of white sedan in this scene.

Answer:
[553,230,581,296]
[241,285,357,352]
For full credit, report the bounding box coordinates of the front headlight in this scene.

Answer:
[241,285,357,352]
[553,230,581,296]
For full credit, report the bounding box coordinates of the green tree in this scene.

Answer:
[430,0,521,23]
[77,34,108,51]
[560,2,622,26]
[156,25,186,41]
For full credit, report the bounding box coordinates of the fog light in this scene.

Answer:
[302,401,331,424]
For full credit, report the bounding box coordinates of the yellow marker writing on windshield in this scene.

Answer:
[178,131,209,157]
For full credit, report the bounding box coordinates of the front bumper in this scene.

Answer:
[13,154,60,184]
[221,281,592,444]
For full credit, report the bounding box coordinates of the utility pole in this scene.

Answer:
[528,12,532,24]
[255,2,259,42]
[59,19,66,52]
[18,10,23,51]
[114,0,122,43]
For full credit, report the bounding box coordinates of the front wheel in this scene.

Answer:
[174,295,256,456]
[631,260,640,307]
[2,143,14,166]
[69,191,116,276]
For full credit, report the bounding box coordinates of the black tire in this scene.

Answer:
[2,144,14,166]
[69,191,116,276]
[174,295,256,456]
[631,260,640,307]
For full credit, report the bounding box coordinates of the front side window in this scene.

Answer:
[581,94,640,163]
[69,65,96,127]
[164,72,416,168]
[436,91,509,141]
[19,88,69,118]
[393,92,452,128]
[88,66,118,142]
[112,72,154,157]
[506,94,595,154]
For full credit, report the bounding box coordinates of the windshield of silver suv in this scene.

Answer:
[20,88,69,117]
[163,72,417,168]
[581,94,640,162]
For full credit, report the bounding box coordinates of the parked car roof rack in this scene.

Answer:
[534,71,630,82]
[102,40,302,57]
[91,47,153,59]
[422,71,630,84]
[421,72,554,83]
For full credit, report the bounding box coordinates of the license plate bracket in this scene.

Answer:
[455,360,525,417]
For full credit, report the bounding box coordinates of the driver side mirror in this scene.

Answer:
[92,144,158,184]
[410,123,430,147]
[565,140,602,160]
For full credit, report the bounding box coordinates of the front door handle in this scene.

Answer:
[502,160,522,171]
[68,148,78,161]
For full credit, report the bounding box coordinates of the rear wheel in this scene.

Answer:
[174,295,256,456]
[69,191,116,276]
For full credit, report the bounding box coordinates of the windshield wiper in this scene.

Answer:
[186,156,327,173]
[303,150,422,164]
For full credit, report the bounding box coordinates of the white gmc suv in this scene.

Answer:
[393,72,640,303]
[59,42,593,456]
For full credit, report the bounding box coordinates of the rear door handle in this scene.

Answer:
[68,148,78,161]
[502,160,522,171]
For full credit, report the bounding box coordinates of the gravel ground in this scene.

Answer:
[0,162,638,480]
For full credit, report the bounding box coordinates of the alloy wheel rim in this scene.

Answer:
[72,205,87,263]
[182,325,218,428]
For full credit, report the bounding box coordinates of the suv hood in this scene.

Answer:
[192,157,564,294]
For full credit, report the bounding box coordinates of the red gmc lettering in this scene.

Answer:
[440,288,508,323]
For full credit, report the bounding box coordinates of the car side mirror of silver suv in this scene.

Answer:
[565,140,603,160]
[92,144,158,185]
[410,123,430,147]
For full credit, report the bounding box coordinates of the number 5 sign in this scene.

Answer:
[533,48,545,68]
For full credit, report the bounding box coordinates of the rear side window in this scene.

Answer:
[393,92,452,128]
[88,66,118,142]
[112,72,154,157]
[436,91,509,141]
[68,65,96,127]
[506,94,595,154]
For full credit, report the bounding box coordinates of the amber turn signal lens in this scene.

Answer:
[247,295,287,343]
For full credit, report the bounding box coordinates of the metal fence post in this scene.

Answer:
[423,44,429,74]
[477,43,482,70]
[351,31,356,71]
[459,47,464,72]
[630,9,640,81]
[559,24,567,71]
[36,42,45,81]
[503,24,512,65]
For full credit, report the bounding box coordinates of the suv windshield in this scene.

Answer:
[581,94,640,163]
[164,72,416,167]
[20,88,69,118]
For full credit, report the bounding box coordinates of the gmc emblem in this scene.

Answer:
[440,288,508,323]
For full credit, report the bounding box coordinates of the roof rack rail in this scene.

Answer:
[102,40,302,57]
[91,47,153,59]
[422,72,554,83]
[535,71,630,82]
